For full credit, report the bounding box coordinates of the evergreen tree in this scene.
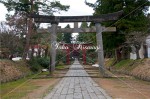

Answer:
[0,0,69,15]
[85,0,150,50]
[63,24,72,43]
[77,22,88,42]
[77,22,96,44]
[86,0,150,32]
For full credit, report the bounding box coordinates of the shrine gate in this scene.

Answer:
[30,10,123,77]
[57,43,98,65]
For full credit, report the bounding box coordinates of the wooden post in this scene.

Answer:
[49,22,57,73]
[82,46,86,65]
[66,46,70,65]
[95,23,106,77]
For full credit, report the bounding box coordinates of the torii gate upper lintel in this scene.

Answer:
[30,10,123,23]
[31,11,123,77]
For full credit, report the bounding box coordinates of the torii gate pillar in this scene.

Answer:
[49,22,57,73]
[95,23,106,77]
[30,11,122,77]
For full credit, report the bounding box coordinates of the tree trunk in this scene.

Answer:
[45,46,49,57]
[22,0,34,59]
[115,48,121,62]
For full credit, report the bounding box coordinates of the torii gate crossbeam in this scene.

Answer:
[31,11,123,77]
[38,26,116,33]
[29,10,123,23]
[37,23,116,77]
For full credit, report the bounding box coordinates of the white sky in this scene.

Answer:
[0,3,8,21]
[0,0,96,28]
[54,0,96,28]
[0,0,149,28]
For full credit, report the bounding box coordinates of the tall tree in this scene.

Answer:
[85,0,150,52]
[77,22,96,44]
[77,22,88,42]
[0,0,70,59]
[86,0,150,35]
[62,24,72,43]
[0,0,69,15]
[0,22,24,58]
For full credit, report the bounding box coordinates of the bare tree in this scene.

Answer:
[0,22,24,59]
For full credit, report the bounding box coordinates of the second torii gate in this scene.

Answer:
[30,10,123,77]
[57,43,98,65]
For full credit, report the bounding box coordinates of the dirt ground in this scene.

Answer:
[85,65,150,99]
[93,78,150,99]
[21,68,68,99]
[21,78,60,99]
[22,65,150,99]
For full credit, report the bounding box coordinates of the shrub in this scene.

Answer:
[86,50,97,64]
[56,50,66,65]
[28,58,42,72]
[37,57,50,68]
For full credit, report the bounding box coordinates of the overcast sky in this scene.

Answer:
[0,0,149,28]
[0,0,96,28]
[54,0,96,28]
[0,4,8,21]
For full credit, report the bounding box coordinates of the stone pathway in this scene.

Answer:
[44,59,112,99]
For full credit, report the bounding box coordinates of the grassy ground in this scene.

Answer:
[55,65,65,69]
[0,62,67,99]
[105,58,150,81]
[0,65,66,99]
[105,58,116,67]
[106,58,138,69]
[0,74,40,99]
[114,59,135,68]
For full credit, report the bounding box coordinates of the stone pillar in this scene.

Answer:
[146,38,150,58]
[49,22,58,73]
[130,45,137,60]
[139,43,144,59]
[95,23,106,77]
[74,22,78,28]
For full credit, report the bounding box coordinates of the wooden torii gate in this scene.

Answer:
[30,10,123,77]
[57,43,98,65]
[38,24,116,65]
